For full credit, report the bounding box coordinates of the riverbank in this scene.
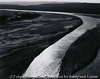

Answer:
[0,10,82,79]
[59,23,100,78]
[72,23,100,78]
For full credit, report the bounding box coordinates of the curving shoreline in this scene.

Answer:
[16,10,100,77]
[0,9,100,78]
[0,9,83,79]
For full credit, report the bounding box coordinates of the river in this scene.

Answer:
[0,9,100,77]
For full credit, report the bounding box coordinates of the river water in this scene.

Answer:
[20,10,100,77]
[0,9,100,78]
